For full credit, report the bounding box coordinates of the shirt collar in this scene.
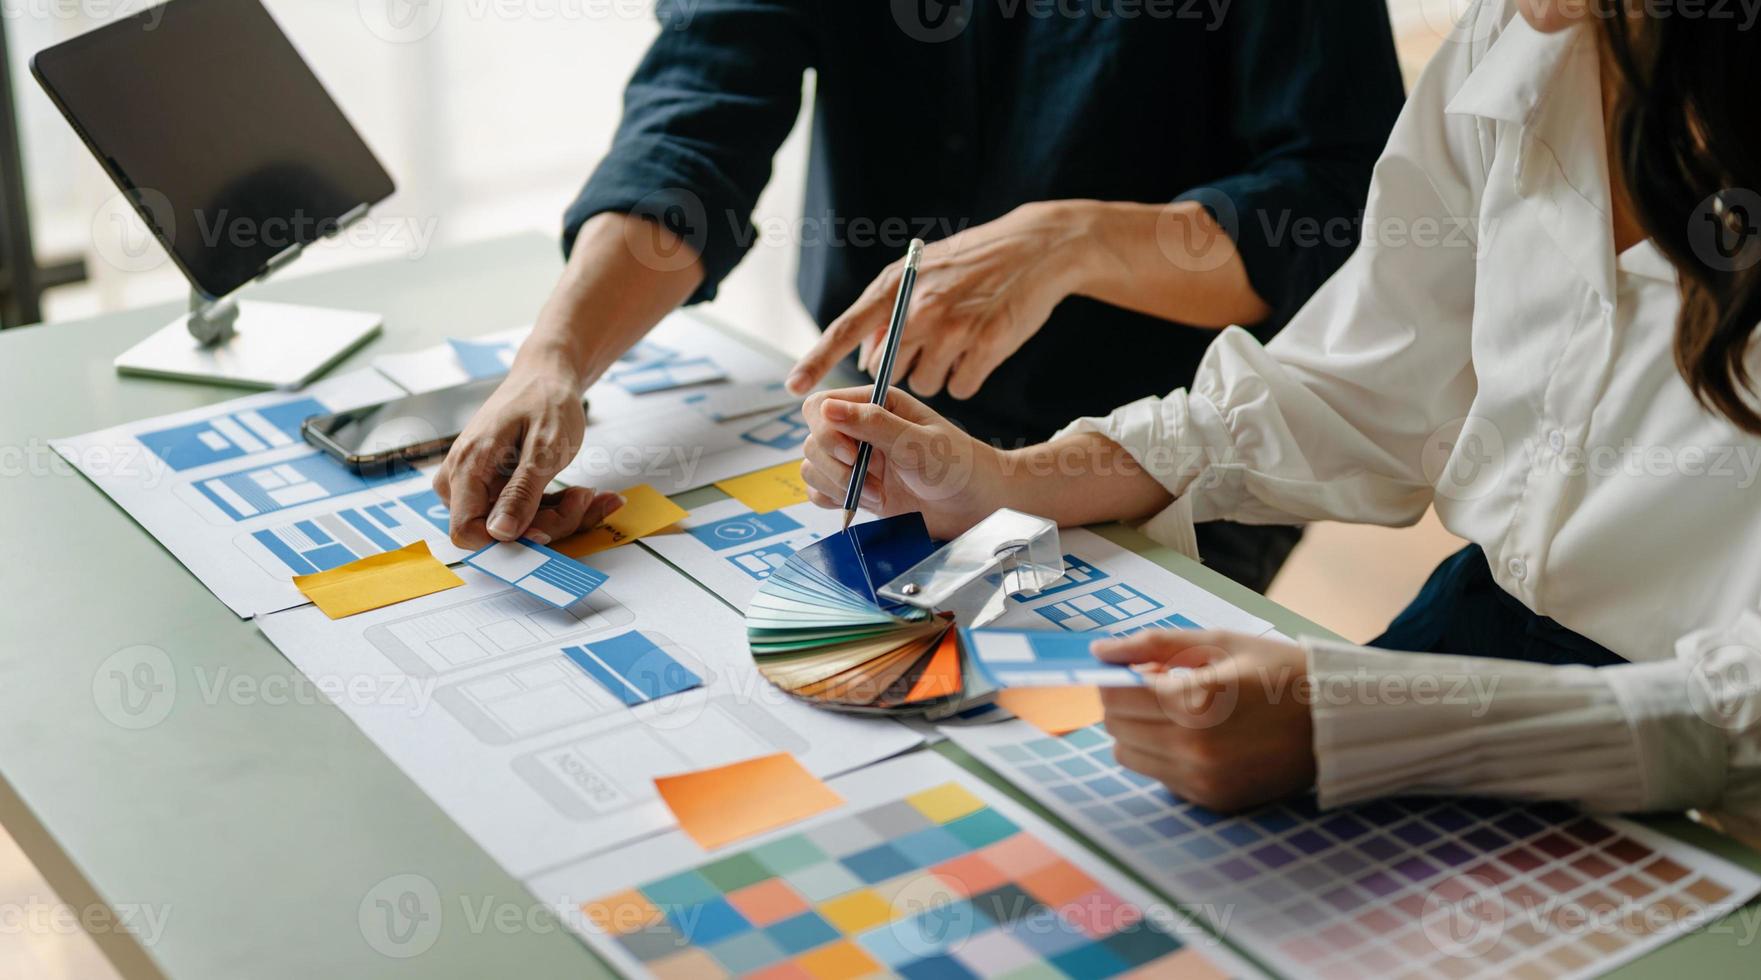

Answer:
[1448,18,1621,305]
[1444,13,1577,126]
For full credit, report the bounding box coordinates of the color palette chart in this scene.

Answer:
[947,722,1761,980]
[554,754,1251,980]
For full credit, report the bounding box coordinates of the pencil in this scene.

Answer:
[841,238,925,531]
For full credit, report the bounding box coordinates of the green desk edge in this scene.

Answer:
[0,234,1753,980]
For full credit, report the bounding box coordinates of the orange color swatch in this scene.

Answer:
[903,629,963,704]
[996,687,1105,736]
[654,753,845,850]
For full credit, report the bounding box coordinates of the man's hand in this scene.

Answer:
[432,212,706,550]
[800,386,1016,539]
[1091,630,1315,812]
[432,364,622,549]
[787,202,1085,400]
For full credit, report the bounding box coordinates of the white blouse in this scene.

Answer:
[1057,0,1761,834]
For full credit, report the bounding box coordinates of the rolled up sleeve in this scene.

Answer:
[1053,2,1491,555]
[1180,0,1406,333]
[562,0,815,305]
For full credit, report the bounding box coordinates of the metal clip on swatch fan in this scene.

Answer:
[746,510,1064,717]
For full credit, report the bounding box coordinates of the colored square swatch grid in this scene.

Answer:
[957,724,1761,980]
[584,781,1198,978]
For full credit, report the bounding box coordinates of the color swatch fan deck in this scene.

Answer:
[746,514,979,715]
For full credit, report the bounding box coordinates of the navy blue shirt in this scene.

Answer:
[566,0,1404,444]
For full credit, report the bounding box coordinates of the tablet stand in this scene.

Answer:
[113,209,382,390]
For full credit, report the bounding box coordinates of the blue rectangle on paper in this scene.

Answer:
[194,453,411,522]
[137,397,325,471]
[562,646,645,707]
[252,529,317,576]
[1027,555,1108,599]
[448,338,514,379]
[399,489,451,533]
[366,503,400,528]
[564,632,702,705]
[340,507,400,552]
[689,511,804,551]
[306,543,358,570]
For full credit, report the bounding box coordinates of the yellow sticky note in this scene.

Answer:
[553,484,688,559]
[654,752,844,850]
[714,460,810,514]
[292,540,464,619]
[996,687,1106,737]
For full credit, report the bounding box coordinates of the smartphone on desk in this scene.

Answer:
[302,376,589,473]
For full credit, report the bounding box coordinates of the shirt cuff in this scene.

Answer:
[1306,638,1655,813]
[1052,394,1240,561]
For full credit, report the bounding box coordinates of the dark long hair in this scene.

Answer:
[1598,0,1761,434]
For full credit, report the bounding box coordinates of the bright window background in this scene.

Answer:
[0,4,1460,975]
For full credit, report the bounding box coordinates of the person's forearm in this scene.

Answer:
[1001,432,1176,528]
[513,212,706,387]
[1059,199,1271,329]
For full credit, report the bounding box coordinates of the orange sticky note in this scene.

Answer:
[714,460,810,513]
[654,753,844,850]
[997,687,1105,736]
[292,540,464,619]
[554,484,688,559]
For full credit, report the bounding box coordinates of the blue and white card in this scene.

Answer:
[466,538,609,608]
[962,628,1148,688]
